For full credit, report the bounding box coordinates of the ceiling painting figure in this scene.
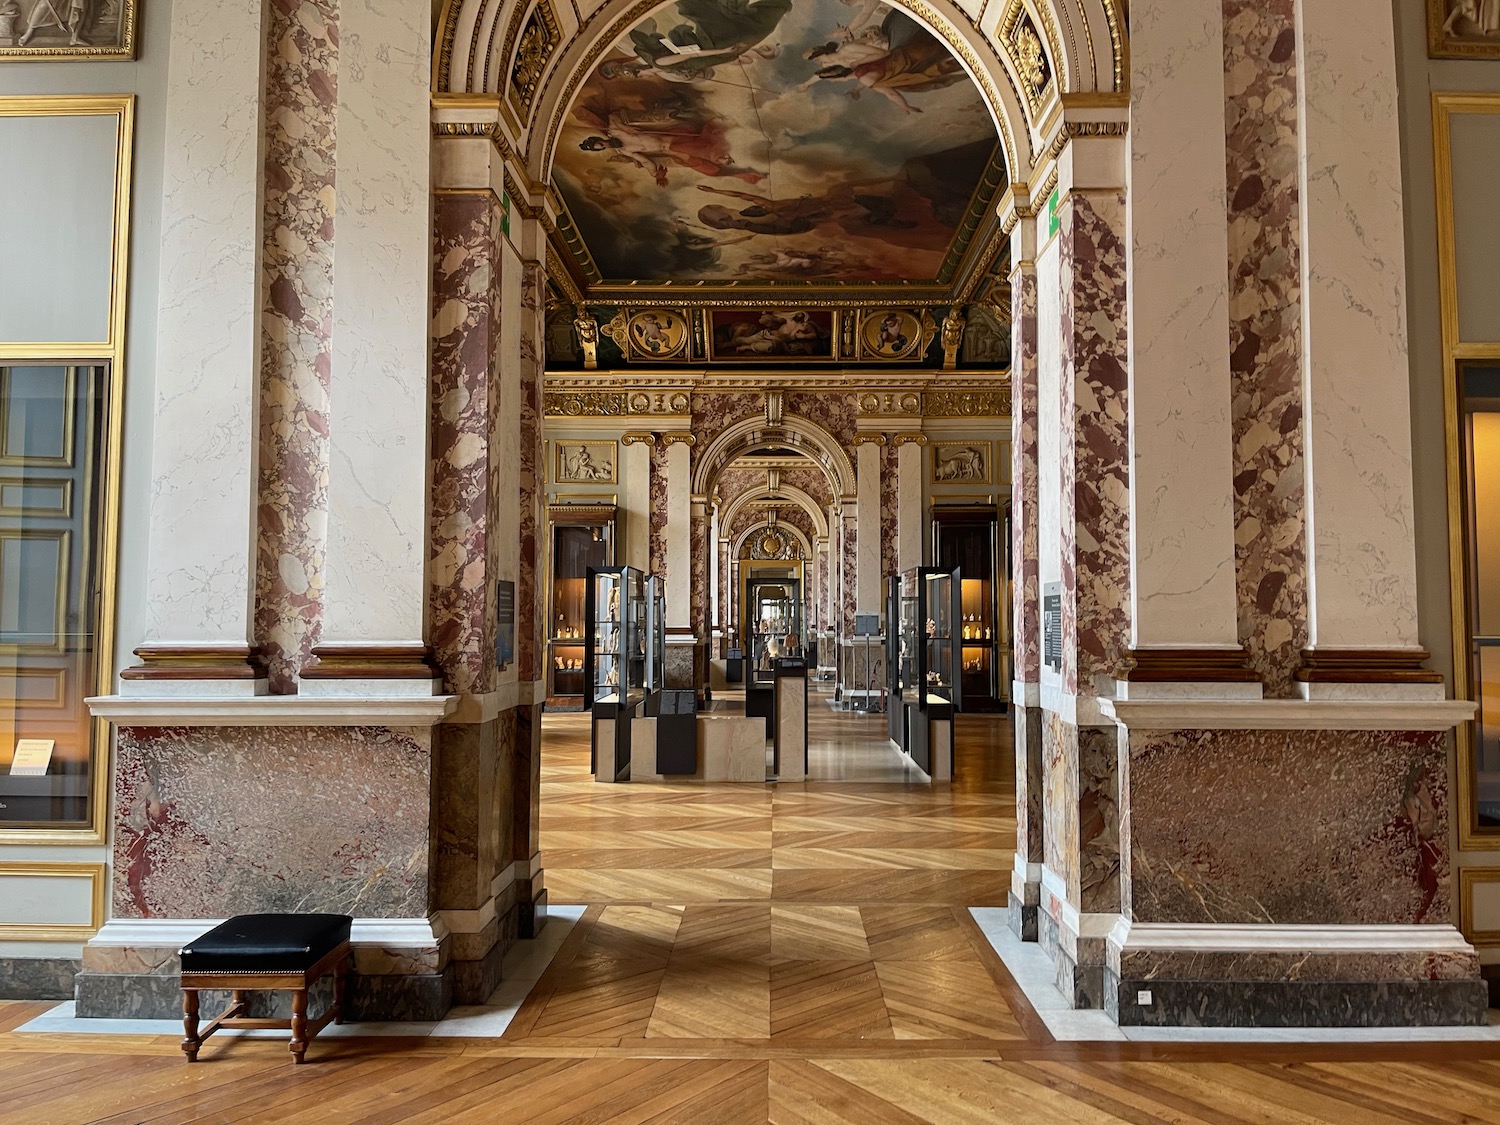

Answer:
[552,0,1001,284]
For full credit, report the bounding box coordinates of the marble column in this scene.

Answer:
[125,0,270,692]
[305,0,436,694]
[663,436,694,628]
[621,433,654,573]
[1121,0,1252,693]
[855,437,884,613]
[896,435,924,573]
[839,502,857,689]
[1292,0,1433,694]
[1006,188,1044,942]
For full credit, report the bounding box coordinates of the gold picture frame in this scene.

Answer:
[0,0,136,60]
[1428,0,1500,57]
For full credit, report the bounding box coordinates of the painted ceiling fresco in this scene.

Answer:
[552,0,1001,285]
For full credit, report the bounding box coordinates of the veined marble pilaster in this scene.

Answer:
[429,194,501,695]
[1293,0,1421,655]
[880,441,899,580]
[1127,0,1240,655]
[649,440,668,580]
[254,0,337,693]
[1060,191,1132,696]
[896,439,923,573]
[517,260,545,684]
[1224,0,1309,697]
[855,440,882,615]
[1010,250,1040,686]
[664,437,693,629]
[141,0,269,663]
[319,0,432,660]
[621,435,652,574]
[840,503,857,641]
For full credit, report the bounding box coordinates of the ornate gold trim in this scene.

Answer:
[620,431,657,446]
[1434,92,1500,850]
[661,433,697,447]
[894,433,929,446]
[0,0,136,60]
[1459,867,1500,945]
[0,862,107,940]
[852,434,888,447]
[0,96,132,846]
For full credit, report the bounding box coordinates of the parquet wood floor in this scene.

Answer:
[6,698,1500,1122]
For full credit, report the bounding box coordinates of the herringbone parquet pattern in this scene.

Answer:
[4,700,1500,1122]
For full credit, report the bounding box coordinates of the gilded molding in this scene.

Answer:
[543,390,627,416]
[545,244,583,306]
[503,0,561,126]
[923,389,1011,417]
[857,390,924,415]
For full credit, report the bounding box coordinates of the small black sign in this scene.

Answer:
[496,579,515,670]
[1043,583,1062,672]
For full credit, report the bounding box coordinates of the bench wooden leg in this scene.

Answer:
[289,988,308,1064]
[181,989,200,1062]
[333,955,349,1025]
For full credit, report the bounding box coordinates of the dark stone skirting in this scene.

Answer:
[1007,889,1038,943]
[0,957,80,1000]
[1113,977,1490,1027]
[76,968,454,1022]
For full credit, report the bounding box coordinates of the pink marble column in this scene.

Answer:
[428,193,501,696]
[1007,198,1044,940]
[1223,0,1309,697]
[253,0,337,693]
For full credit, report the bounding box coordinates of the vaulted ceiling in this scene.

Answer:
[547,0,1008,303]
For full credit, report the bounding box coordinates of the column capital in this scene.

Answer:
[621,431,657,446]
[893,432,928,446]
[661,432,697,447]
[852,433,888,446]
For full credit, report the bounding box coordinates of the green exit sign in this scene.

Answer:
[1047,186,1060,237]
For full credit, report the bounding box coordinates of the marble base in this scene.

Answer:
[0,957,79,1000]
[520,887,548,940]
[1007,889,1038,942]
[1112,976,1489,1028]
[75,967,453,1022]
[450,929,508,1007]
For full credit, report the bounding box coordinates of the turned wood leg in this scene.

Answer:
[289,987,309,1064]
[181,989,200,1062]
[333,956,348,1025]
[231,989,248,1018]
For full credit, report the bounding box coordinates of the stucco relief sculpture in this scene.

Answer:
[932,444,987,482]
[556,442,617,483]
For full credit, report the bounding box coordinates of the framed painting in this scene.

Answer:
[1429,0,1500,57]
[857,310,924,361]
[0,0,136,59]
[931,442,991,484]
[554,441,617,484]
[708,309,836,361]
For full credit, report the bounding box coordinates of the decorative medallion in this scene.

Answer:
[999,1,1054,115]
[625,308,691,360]
[857,310,925,361]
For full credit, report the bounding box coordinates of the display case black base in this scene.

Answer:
[1110,974,1489,1027]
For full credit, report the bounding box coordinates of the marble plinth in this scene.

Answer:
[1111,976,1488,1028]
[0,957,78,1000]
[1007,889,1038,942]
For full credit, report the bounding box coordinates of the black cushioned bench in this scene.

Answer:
[178,913,352,1064]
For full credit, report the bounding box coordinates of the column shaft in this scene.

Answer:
[896,440,923,574]
[1126,0,1242,659]
[855,440,882,612]
[664,439,693,628]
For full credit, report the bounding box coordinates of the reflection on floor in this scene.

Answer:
[6,706,1500,1121]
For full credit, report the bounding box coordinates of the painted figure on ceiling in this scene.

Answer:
[797,12,964,113]
[607,0,793,82]
[576,102,766,187]
[695,183,917,235]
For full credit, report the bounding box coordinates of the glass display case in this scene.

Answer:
[932,506,1007,710]
[585,566,645,710]
[890,567,959,776]
[546,506,617,710]
[586,565,645,783]
[745,573,802,685]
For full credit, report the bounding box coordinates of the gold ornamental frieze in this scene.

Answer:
[544,389,693,417]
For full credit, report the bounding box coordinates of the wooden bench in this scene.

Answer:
[179,913,353,1064]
